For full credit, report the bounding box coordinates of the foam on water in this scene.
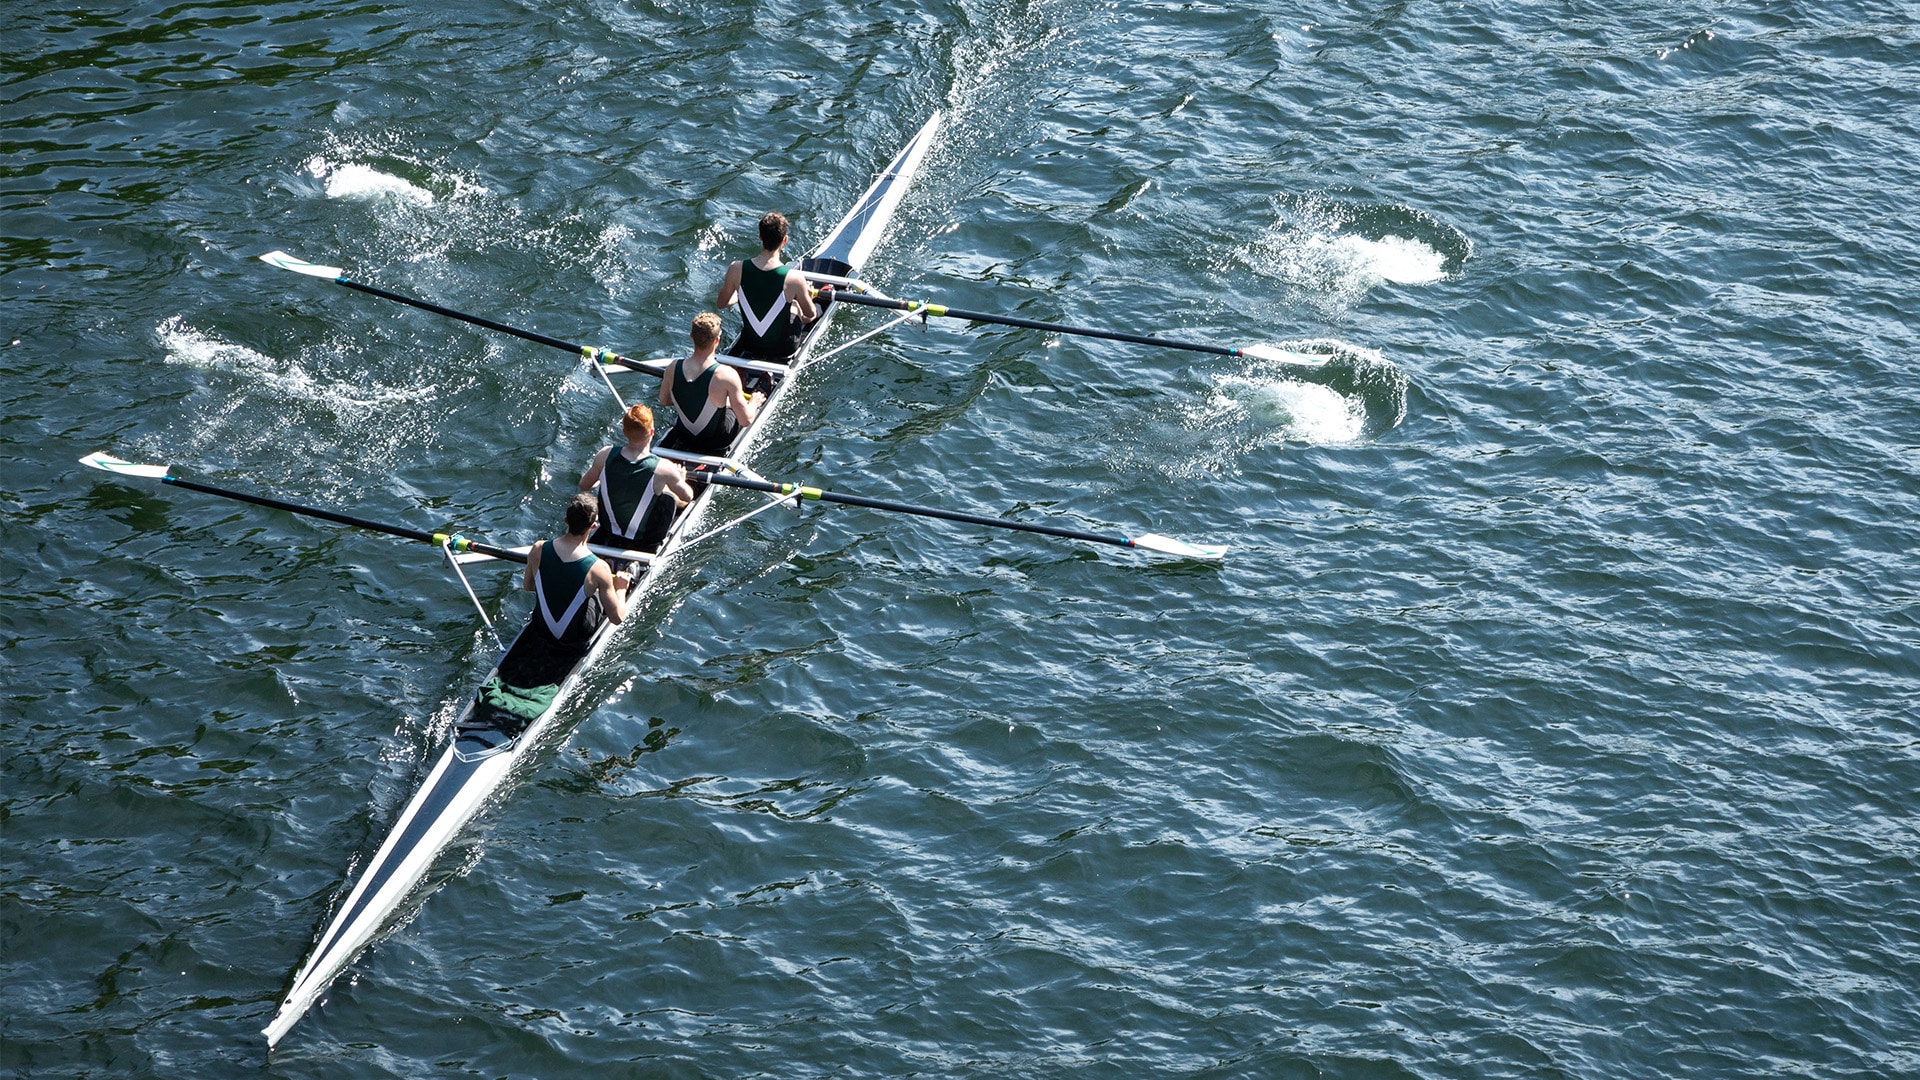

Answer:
[158,315,329,404]
[1309,233,1449,285]
[1117,339,1405,479]
[1265,228,1450,301]
[152,317,444,488]
[1239,194,1470,308]
[1207,372,1368,447]
[306,157,436,206]
[1239,339,1403,443]
[291,131,648,308]
[292,135,505,268]
[156,316,431,416]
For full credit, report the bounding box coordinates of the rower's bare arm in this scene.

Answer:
[596,564,629,624]
[658,460,696,505]
[715,261,743,308]
[578,446,611,492]
[717,366,758,425]
[658,370,674,408]
[788,270,818,320]
[521,543,541,591]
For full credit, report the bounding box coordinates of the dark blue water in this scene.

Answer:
[5,2,1918,1076]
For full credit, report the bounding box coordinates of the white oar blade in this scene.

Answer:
[258,249,344,280]
[79,452,170,479]
[1131,533,1227,560]
[1238,343,1329,367]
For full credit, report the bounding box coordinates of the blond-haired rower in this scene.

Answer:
[578,403,695,555]
[659,312,763,454]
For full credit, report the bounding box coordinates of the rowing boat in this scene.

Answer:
[259,112,944,1047]
[78,108,1220,1045]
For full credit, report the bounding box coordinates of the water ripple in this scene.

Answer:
[6,0,1920,1076]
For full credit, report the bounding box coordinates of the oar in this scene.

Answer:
[79,452,529,564]
[822,288,1324,365]
[702,472,1227,560]
[256,251,684,377]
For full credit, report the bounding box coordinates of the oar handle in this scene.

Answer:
[703,473,1132,549]
[827,291,1240,358]
[162,477,528,563]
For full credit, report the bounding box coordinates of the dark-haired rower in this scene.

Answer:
[519,492,632,658]
[715,210,819,361]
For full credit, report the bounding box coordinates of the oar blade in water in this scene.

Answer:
[1131,533,1228,560]
[78,452,170,479]
[1238,343,1329,367]
[258,250,344,280]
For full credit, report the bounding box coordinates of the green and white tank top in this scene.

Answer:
[736,259,792,354]
[592,449,663,545]
[668,357,737,449]
[532,540,599,647]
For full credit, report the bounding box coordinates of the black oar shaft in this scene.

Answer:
[827,290,1239,357]
[335,279,590,358]
[704,473,1130,549]
[162,476,528,564]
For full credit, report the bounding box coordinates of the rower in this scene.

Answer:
[501,493,633,686]
[659,312,762,454]
[578,403,694,556]
[715,210,819,361]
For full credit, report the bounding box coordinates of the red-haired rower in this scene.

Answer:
[578,403,695,554]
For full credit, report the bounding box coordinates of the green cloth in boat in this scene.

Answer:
[473,676,559,735]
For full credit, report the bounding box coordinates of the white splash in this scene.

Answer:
[155,316,431,414]
[1209,373,1368,446]
[1328,234,1447,284]
[1284,232,1447,291]
[305,156,435,206]
[157,316,312,391]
